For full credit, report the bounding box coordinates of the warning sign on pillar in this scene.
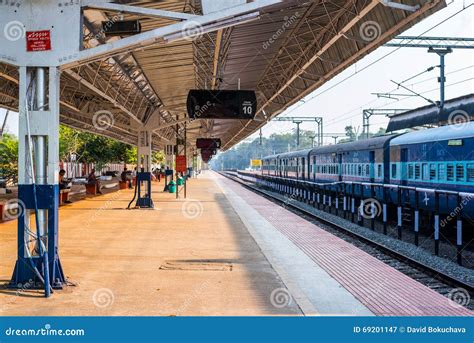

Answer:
[26,30,52,52]
[176,155,187,173]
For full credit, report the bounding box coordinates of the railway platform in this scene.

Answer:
[0,171,472,316]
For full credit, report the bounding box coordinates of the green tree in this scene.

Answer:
[59,125,81,161]
[152,150,165,165]
[0,133,18,183]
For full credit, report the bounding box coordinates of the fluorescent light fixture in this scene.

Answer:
[379,0,420,12]
[163,12,260,42]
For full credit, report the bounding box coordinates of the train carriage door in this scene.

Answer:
[301,157,305,180]
[400,148,408,186]
[369,151,375,183]
[337,153,343,182]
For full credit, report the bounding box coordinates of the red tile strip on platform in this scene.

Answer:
[220,176,473,316]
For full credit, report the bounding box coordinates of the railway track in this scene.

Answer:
[219,171,474,311]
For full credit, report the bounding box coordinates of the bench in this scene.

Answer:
[59,188,71,205]
[85,183,98,195]
[119,181,128,190]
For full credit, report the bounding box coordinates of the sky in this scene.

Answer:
[1,0,474,145]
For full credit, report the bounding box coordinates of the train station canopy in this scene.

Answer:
[0,0,445,151]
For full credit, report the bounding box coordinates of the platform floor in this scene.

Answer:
[217,174,473,317]
[0,171,472,316]
[0,172,301,316]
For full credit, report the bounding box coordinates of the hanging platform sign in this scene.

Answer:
[187,90,257,120]
[26,30,52,52]
[196,138,221,150]
[176,155,187,173]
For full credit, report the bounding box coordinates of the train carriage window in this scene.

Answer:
[377,164,382,178]
[456,164,465,182]
[408,164,414,179]
[358,165,362,176]
[422,163,429,181]
[391,164,397,178]
[438,164,446,181]
[414,164,421,180]
[429,164,437,181]
[365,164,370,177]
[467,164,474,182]
[447,164,454,181]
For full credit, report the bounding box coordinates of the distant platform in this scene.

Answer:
[0,171,471,316]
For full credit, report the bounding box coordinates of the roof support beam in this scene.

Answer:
[82,1,197,21]
[222,0,380,150]
[65,69,143,125]
[64,0,281,68]
[257,0,379,116]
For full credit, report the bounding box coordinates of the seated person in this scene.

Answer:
[59,169,69,190]
[59,169,72,203]
[87,169,102,194]
[120,167,133,189]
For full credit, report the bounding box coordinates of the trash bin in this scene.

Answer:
[169,181,176,193]
[177,177,184,186]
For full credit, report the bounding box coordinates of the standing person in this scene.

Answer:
[87,169,102,194]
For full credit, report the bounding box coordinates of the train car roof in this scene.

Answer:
[390,121,474,146]
[262,154,280,160]
[310,135,397,155]
[278,149,312,159]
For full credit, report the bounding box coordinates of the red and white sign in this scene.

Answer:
[26,30,51,52]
